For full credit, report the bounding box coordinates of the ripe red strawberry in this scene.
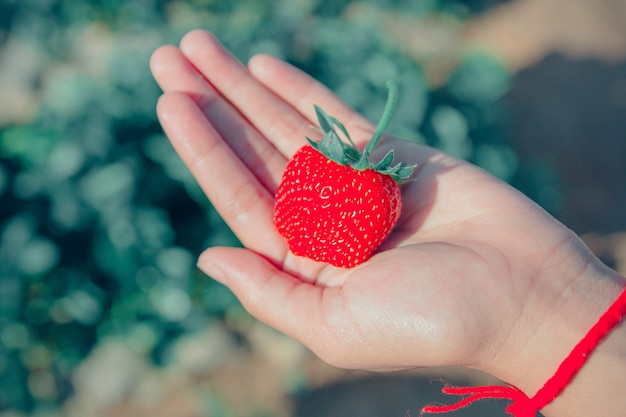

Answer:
[273,81,415,268]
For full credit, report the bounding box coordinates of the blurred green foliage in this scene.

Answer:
[0,0,549,415]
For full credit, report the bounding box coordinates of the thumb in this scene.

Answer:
[197,247,325,343]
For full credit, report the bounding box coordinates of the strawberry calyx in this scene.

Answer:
[306,80,416,183]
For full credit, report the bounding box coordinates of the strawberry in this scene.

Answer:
[273,81,415,268]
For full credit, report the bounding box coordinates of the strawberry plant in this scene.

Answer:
[273,81,415,268]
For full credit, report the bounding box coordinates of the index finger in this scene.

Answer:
[156,92,288,262]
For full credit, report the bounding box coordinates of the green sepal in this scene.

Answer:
[314,105,356,149]
[395,165,417,181]
[306,136,319,149]
[307,81,417,183]
[377,162,417,183]
[373,149,395,171]
[317,131,348,164]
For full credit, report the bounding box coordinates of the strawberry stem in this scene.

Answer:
[364,80,399,158]
[310,80,414,182]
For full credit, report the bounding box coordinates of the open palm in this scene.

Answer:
[151,30,590,381]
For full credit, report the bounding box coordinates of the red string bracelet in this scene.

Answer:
[421,286,626,417]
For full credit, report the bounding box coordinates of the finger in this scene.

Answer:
[179,30,319,158]
[150,44,208,98]
[156,92,286,260]
[150,44,286,192]
[248,54,452,168]
[248,53,376,146]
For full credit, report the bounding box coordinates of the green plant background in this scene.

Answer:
[0,0,562,416]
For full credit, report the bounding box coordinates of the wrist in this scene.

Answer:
[489,239,626,416]
[543,303,626,417]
